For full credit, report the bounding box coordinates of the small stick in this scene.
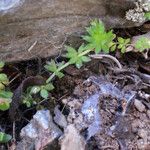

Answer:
[89,54,122,69]
[27,41,37,52]
[12,121,16,142]
[9,73,21,84]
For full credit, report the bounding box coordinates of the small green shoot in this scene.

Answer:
[23,83,54,107]
[0,91,13,111]
[0,132,12,143]
[24,19,150,106]
[65,45,91,68]
[144,12,150,20]
[82,20,116,53]
[0,62,5,71]
[117,37,130,53]
[135,37,150,52]
[45,60,65,79]
[0,62,13,111]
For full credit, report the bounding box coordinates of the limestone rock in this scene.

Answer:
[0,0,145,62]
[17,110,62,150]
[134,99,146,112]
[60,124,86,150]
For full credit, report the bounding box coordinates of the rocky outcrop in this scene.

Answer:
[0,0,145,62]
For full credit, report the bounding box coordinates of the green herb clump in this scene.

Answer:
[135,37,150,52]
[23,19,150,105]
[0,62,13,111]
[82,20,116,53]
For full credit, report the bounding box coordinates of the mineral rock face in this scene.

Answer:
[0,0,22,12]
[0,0,144,62]
[17,110,62,150]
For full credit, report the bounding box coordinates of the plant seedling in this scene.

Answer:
[25,19,150,105]
[0,62,13,111]
[135,37,150,52]
[82,20,116,53]
[0,132,12,143]
[117,37,130,53]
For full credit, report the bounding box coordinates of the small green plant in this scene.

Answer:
[0,132,12,143]
[23,19,150,106]
[135,37,150,52]
[117,37,130,53]
[30,83,54,99]
[82,20,116,53]
[23,83,54,107]
[144,12,150,20]
[0,62,13,111]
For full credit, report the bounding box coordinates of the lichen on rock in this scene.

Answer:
[126,0,150,23]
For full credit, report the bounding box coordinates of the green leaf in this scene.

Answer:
[44,83,55,91]
[0,132,12,143]
[0,74,9,83]
[0,62,5,69]
[78,44,87,53]
[81,56,91,62]
[135,37,150,52]
[0,83,5,90]
[45,60,64,78]
[30,86,41,94]
[40,89,49,99]
[0,91,13,99]
[118,37,125,44]
[125,38,130,44]
[0,91,12,111]
[65,46,78,63]
[44,60,58,73]
[65,45,90,68]
[83,19,116,53]
[0,98,10,111]
[144,12,150,20]
[75,59,83,69]
[117,37,130,53]
[118,44,123,49]
[121,46,126,53]
[22,93,35,108]
[110,44,116,51]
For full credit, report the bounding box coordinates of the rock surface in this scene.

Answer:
[17,110,62,150]
[60,124,86,150]
[0,0,144,62]
[134,99,146,112]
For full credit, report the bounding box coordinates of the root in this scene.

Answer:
[89,54,122,69]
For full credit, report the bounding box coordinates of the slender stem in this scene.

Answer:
[46,62,71,83]
[90,54,122,69]
[79,48,93,57]
[46,48,93,83]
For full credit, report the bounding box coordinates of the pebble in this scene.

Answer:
[147,110,150,119]
[132,119,144,130]
[137,139,148,150]
[138,129,147,140]
[134,99,145,112]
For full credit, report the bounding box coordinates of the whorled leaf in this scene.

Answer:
[65,45,91,68]
[117,37,130,53]
[135,37,150,52]
[45,60,64,78]
[82,19,116,53]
